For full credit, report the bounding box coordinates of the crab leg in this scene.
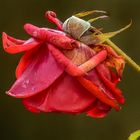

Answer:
[48,43,107,76]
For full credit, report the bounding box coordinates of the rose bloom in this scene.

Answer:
[2,11,125,118]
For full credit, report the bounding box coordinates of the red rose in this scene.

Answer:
[2,11,126,118]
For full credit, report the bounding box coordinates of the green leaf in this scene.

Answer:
[128,130,140,140]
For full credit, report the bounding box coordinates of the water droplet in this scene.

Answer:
[22,80,30,88]
[31,87,35,92]
[25,80,30,84]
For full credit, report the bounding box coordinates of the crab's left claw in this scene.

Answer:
[2,32,41,54]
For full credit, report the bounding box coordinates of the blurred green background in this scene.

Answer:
[0,0,140,140]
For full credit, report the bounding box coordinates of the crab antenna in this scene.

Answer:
[95,21,132,44]
[74,10,107,18]
[88,15,108,23]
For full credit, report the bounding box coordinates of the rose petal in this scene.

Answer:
[87,101,111,118]
[2,32,40,54]
[96,68,125,104]
[23,72,96,113]
[7,44,64,98]
[85,70,115,100]
[24,24,78,49]
[16,47,39,78]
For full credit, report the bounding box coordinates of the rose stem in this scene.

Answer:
[106,39,140,73]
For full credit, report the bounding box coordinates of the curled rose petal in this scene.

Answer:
[7,44,64,98]
[24,23,78,49]
[23,73,96,113]
[87,101,111,118]
[2,32,41,54]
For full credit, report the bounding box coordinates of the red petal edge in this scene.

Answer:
[87,101,111,118]
[7,44,64,98]
[22,73,96,114]
[2,32,41,54]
